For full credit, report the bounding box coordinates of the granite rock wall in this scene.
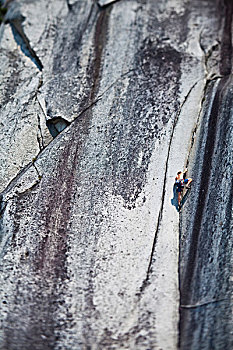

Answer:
[0,0,232,349]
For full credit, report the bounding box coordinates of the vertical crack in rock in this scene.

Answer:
[179,5,233,345]
[10,16,43,71]
[185,76,220,169]
[66,0,73,12]
[140,81,199,292]
[180,0,232,312]
[36,94,47,119]
[179,75,231,346]
[36,113,45,151]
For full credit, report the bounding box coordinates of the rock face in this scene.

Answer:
[0,0,232,349]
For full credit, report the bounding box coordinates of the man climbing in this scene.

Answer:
[175,168,192,210]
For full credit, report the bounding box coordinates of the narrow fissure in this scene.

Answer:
[139,81,198,293]
[36,113,45,150]
[185,76,220,170]
[180,297,228,309]
[178,76,228,349]
[10,18,43,71]
[0,68,135,199]
[32,158,42,181]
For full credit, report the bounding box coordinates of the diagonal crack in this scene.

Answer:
[10,17,43,71]
[180,297,229,309]
[72,68,135,121]
[0,69,135,197]
[139,80,199,293]
[0,161,32,197]
[0,157,42,203]
[36,68,135,146]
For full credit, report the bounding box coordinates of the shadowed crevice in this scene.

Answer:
[46,117,71,138]
[178,74,232,349]
[10,17,43,71]
[179,77,228,305]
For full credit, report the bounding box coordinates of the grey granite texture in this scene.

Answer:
[0,0,232,349]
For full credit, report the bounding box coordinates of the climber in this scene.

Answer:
[175,168,192,210]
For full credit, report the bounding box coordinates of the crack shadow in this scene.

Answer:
[171,184,179,211]
[180,188,191,208]
[10,17,43,71]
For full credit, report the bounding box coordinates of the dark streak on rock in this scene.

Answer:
[87,6,111,103]
[3,126,82,349]
[52,3,96,74]
[220,0,232,76]
[46,2,108,120]
[109,40,182,209]
[0,51,21,108]
[34,145,78,280]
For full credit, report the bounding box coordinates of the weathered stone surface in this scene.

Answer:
[179,76,233,350]
[0,0,232,349]
[178,1,233,349]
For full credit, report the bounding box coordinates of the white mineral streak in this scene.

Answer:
[98,0,119,7]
